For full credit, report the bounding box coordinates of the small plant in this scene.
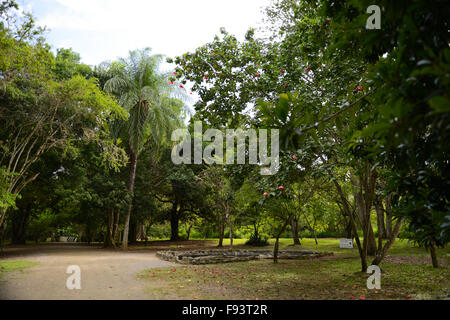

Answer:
[245,233,269,246]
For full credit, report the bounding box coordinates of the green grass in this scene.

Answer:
[137,238,449,300]
[0,260,39,278]
[211,238,449,258]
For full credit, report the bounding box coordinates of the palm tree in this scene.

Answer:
[105,48,187,249]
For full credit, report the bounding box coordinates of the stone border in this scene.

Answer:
[156,249,333,265]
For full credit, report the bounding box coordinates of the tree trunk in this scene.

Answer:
[273,218,290,263]
[122,151,138,250]
[312,229,318,245]
[375,200,384,252]
[273,237,280,264]
[86,225,92,245]
[229,219,233,248]
[291,216,301,245]
[429,242,439,268]
[113,209,120,244]
[344,217,353,238]
[354,189,377,256]
[385,197,393,239]
[333,180,367,272]
[170,201,180,241]
[253,223,259,240]
[137,222,146,241]
[0,208,7,231]
[371,218,404,265]
[218,219,224,247]
[227,209,233,248]
[367,224,377,256]
[0,220,7,252]
[129,219,137,244]
[352,166,378,258]
[186,224,192,240]
[104,208,116,248]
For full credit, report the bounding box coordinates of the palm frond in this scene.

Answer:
[104,48,191,155]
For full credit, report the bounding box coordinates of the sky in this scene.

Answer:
[17,0,270,66]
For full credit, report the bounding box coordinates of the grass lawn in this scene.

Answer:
[137,238,449,300]
[0,260,39,279]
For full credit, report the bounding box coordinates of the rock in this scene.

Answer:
[156,249,333,265]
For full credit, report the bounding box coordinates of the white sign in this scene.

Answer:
[340,238,353,248]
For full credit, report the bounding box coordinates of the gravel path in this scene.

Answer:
[0,244,176,300]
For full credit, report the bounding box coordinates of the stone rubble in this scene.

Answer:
[156,249,333,265]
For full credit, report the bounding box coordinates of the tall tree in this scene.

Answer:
[104,48,187,249]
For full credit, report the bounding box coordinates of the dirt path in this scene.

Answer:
[0,244,176,300]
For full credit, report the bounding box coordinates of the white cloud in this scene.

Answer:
[24,0,270,65]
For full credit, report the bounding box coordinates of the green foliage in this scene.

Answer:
[322,0,450,249]
[54,48,92,80]
[0,167,19,210]
[1,0,447,273]
[245,232,269,246]
[105,48,186,155]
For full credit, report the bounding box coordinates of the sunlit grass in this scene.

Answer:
[0,260,39,278]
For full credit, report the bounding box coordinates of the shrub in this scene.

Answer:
[245,233,269,246]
